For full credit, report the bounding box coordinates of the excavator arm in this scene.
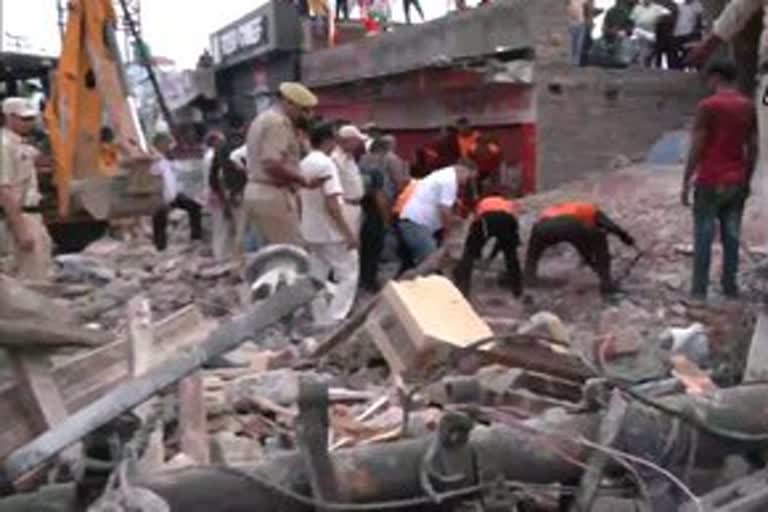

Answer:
[45,0,151,218]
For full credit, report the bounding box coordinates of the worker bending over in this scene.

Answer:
[397,160,477,266]
[452,191,523,298]
[151,133,203,251]
[524,202,634,295]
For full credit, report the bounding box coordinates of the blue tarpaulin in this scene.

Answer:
[646,130,690,166]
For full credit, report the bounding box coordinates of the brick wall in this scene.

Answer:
[536,66,702,189]
[528,0,704,190]
[529,0,571,66]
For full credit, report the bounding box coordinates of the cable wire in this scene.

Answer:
[575,437,703,512]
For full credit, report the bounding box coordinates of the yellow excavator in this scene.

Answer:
[42,0,162,249]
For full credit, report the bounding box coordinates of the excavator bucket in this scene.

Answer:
[45,0,160,220]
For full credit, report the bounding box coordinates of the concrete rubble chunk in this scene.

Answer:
[209,432,263,465]
[55,255,117,283]
[226,369,332,408]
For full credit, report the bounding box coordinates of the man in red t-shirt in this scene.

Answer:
[682,60,757,300]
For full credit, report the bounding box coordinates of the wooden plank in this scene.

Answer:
[128,296,165,475]
[0,304,216,461]
[744,312,768,383]
[128,296,154,376]
[178,373,209,465]
[0,320,110,349]
[9,353,81,473]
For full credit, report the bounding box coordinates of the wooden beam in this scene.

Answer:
[178,373,209,465]
[0,304,216,460]
[9,353,81,476]
[0,319,110,350]
[127,296,165,475]
[744,312,768,383]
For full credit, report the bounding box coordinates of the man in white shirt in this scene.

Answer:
[300,122,359,329]
[671,0,703,68]
[631,0,671,64]
[150,132,203,251]
[398,160,477,266]
[332,125,366,233]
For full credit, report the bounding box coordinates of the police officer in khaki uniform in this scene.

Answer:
[241,82,327,250]
[0,97,53,280]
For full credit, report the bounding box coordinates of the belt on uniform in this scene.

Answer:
[344,198,363,206]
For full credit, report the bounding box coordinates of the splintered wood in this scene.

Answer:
[0,303,217,461]
[365,276,494,377]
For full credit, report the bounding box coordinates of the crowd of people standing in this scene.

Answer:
[151,81,523,333]
[570,0,705,69]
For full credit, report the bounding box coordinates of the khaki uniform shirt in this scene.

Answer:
[713,0,768,66]
[0,128,42,207]
[245,107,302,186]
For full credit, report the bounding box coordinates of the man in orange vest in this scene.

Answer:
[524,202,635,295]
[452,189,522,298]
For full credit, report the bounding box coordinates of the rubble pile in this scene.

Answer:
[461,165,767,383]
[1,164,767,511]
[55,229,243,332]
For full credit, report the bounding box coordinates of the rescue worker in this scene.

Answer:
[210,133,248,260]
[150,133,203,251]
[243,82,327,249]
[468,134,503,191]
[0,97,52,280]
[456,117,479,160]
[392,177,419,275]
[299,122,359,329]
[397,160,477,266]
[524,202,635,295]
[452,190,523,298]
[358,137,391,292]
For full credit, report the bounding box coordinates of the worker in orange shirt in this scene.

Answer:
[452,188,523,298]
[524,202,635,295]
[469,134,503,188]
[457,118,502,189]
